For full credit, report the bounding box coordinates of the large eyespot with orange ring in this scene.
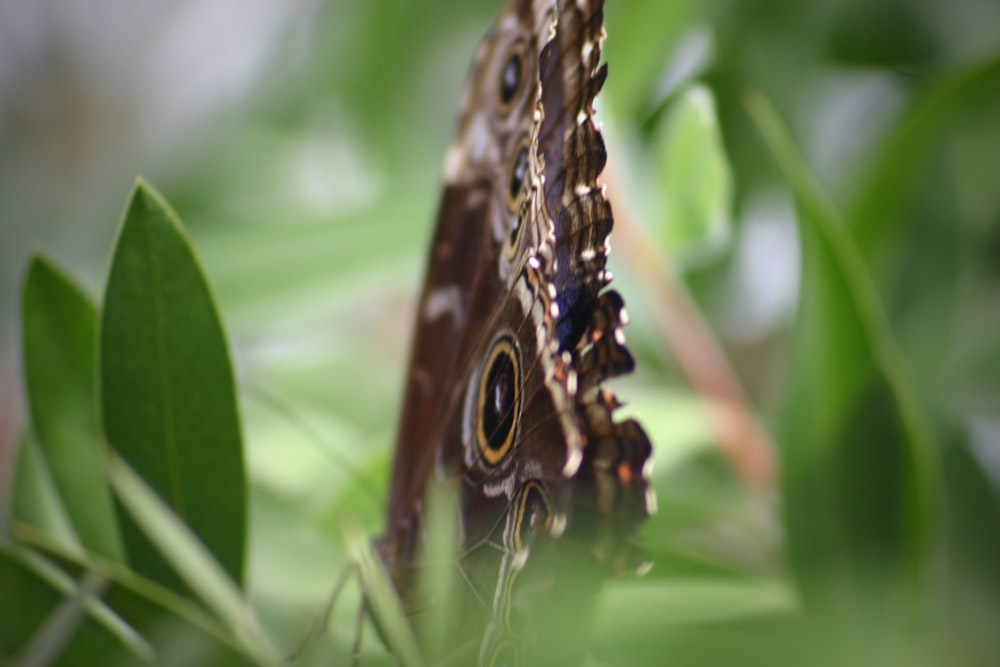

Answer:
[497,39,527,116]
[513,481,551,552]
[476,335,521,467]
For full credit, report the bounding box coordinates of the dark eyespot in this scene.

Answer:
[514,481,551,552]
[508,211,522,250]
[501,53,521,104]
[497,41,526,114]
[509,145,528,206]
[477,336,520,466]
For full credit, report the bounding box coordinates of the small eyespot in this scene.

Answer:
[514,481,551,552]
[506,140,529,213]
[477,335,520,466]
[509,211,522,248]
[497,40,526,114]
[506,199,528,260]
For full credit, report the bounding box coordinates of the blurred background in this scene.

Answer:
[1,0,999,664]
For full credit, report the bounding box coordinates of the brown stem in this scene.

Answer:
[606,164,777,493]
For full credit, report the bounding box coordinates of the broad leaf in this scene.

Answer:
[747,93,935,612]
[20,255,122,560]
[100,180,247,592]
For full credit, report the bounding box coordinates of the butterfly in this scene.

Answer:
[376,0,653,663]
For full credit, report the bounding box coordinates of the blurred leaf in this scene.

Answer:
[106,451,279,665]
[590,579,799,667]
[100,180,247,592]
[746,92,936,611]
[642,450,779,579]
[604,1,706,121]
[655,85,733,265]
[343,518,423,667]
[596,577,793,630]
[10,433,81,553]
[938,432,1000,667]
[848,53,1000,263]
[14,521,256,663]
[0,547,140,666]
[20,254,123,561]
[412,481,460,663]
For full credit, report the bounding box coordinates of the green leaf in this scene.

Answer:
[848,54,1000,263]
[604,1,706,120]
[746,92,936,612]
[938,433,1000,662]
[13,521,259,663]
[0,546,150,666]
[100,180,247,592]
[655,85,733,265]
[10,433,81,553]
[106,452,279,665]
[20,255,122,561]
[343,517,423,667]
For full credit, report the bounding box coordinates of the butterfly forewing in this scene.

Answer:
[378,1,653,663]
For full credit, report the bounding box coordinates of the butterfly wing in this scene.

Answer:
[380,1,652,663]
[381,0,546,571]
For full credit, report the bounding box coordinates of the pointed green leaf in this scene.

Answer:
[10,433,82,553]
[20,255,122,561]
[105,452,278,665]
[100,180,246,591]
[746,92,935,611]
[655,85,733,264]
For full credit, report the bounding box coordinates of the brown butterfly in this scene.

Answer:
[377,0,653,663]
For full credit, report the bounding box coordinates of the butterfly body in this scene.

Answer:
[378,1,652,662]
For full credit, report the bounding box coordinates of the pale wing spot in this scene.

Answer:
[514,275,534,313]
[645,488,659,516]
[562,447,583,478]
[444,144,465,183]
[550,512,567,537]
[443,144,466,182]
[580,247,596,261]
[424,285,465,326]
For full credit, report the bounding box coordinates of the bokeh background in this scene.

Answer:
[2,0,999,664]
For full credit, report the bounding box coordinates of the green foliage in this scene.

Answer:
[2,1,999,666]
[100,182,247,593]
[20,257,122,561]
[655,85,733,265]
[748,91,934,613]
